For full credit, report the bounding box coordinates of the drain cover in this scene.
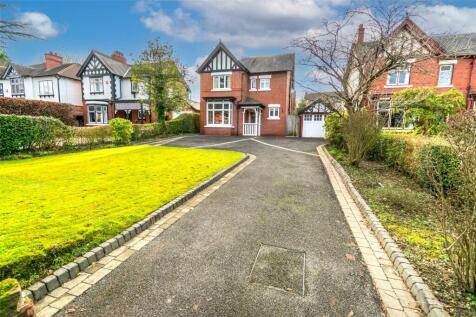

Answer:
[249,244,305,295]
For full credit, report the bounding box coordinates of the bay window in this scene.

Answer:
[387,68,410,86]
[206,100,232,126]
[212,73,231,90]
[88,104,108,124]
[438,64,453,86]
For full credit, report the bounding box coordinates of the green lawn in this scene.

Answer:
[0,145,244,286]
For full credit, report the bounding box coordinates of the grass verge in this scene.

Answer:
[0,145,244,287]
[328,146,476,317]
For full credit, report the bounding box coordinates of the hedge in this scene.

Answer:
[0,114,73,155]
[368,132,460,193]
[1,113,201,156]
[0,97,76,125]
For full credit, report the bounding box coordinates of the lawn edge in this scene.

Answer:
[23,153,250,304]
[317,145,449,317]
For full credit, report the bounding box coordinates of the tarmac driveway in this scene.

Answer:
[59,136,383,316]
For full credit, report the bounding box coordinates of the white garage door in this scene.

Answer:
[302,114,325,138]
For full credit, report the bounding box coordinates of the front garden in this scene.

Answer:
[324,89,476,316]
[0,145,244,288]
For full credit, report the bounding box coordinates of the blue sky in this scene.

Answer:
[3,0,476,100]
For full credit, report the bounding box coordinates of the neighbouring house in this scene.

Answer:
[169,100,199,119]
[77,50,153,125]
[0,52,84,124]
[363,18,476,129]
[197,42,295,136]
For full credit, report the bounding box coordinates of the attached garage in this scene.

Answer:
[299,101,330,138]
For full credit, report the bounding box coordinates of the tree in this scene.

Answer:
[292,3,444,115]
[392,87,465,135]
[131,39,189,123]
[0,4,34,61]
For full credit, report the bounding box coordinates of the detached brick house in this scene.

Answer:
[77,50,153,125]
[364,18,476,128]
[197,42,295,136]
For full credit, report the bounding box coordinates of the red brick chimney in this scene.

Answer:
[111,50,126,64]
[44,52,63,69]
[357,24,365,44]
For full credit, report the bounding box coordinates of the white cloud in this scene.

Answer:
[412,5,476,34]
[138,0,348,49]
[17,12,61,39]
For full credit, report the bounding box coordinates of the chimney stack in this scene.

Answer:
[357,24,365,44]
[111,50,126,64]
[44,52,63,69]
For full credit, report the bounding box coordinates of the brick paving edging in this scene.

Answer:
[318,145,448,317]
[23,154,250,305]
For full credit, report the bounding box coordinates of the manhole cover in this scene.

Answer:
[248,244,305,296]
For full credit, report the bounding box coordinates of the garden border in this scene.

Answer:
[23,154,250,303]
[318,145,449,317]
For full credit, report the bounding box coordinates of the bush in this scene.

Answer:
[0,278,20,317]
[324,112,345,147]
[74,126,112,147]
[109,118,133,144]
[0,97,76,125]
[166,113,199,134]
[0,114,73,156]
[342,111,381,166]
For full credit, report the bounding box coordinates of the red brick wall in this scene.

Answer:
[370,57,476,108]
[199,71,291,136]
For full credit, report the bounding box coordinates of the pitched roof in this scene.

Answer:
[240,53,295,73]
[196,42,247,73]
[3,62,81,80]
[92,50,130,76]
[431,33,476,56]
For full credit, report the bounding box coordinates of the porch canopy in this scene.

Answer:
[114,102,150,111]
[237,97,264,109]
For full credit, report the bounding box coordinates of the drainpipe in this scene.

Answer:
[236,72,244,136]
[467,56,475,109]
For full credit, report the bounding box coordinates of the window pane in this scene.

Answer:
[439,65,452,85]
[388,72,397,85]
[208,111,213,124]
[398,70,408,84]
[214,111,222,124]
[223,110,230,124]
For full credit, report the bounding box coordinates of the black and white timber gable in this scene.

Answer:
[304,102,330,114]
[82,56,109,76]
[197,42,246,73]
[5,67,19,79]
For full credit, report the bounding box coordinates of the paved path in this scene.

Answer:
[57,136,384,316]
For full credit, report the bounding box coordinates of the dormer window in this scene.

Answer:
[90,77,104,94]
[212,72,231,91]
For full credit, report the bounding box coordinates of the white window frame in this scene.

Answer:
[89,77,104,94]
[131,80,139,93]
[205,100,233,127]
[385,68,411,87]
[268,104,280,120]
[88,104,108,125]
[212,72,231,91]
[259,75,271,91]
[250,76,257,91]
[438,64,454,87]
[39,80,54,97]
[10,78,24,96]
[377,99,412,130]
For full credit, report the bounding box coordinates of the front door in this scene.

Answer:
[243,108,259,136]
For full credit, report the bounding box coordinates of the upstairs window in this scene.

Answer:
[250,77,257,91]
[39,80,54,97]
[131,80,139,93]
[387,68,410,86]
[90,77,104,94]
[438,64,453,86]
[259,77,271,90]
[10,78,24,96]
[212,74,231,90]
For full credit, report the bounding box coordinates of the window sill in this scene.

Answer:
[437,84,453,88]
[249,89,257,92]
[204,124,234,128]
[90,92,105,95]
[267,117,280,120]
[211,88,232,92]
[383,84,412,88]
[39,95,55,98]
[258,88,271,91]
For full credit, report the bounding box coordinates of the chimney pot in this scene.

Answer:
[111,50,126,64]
[44,52,63,70]
[357,24,365,44]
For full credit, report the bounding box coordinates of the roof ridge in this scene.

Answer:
[241,52,295,60]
